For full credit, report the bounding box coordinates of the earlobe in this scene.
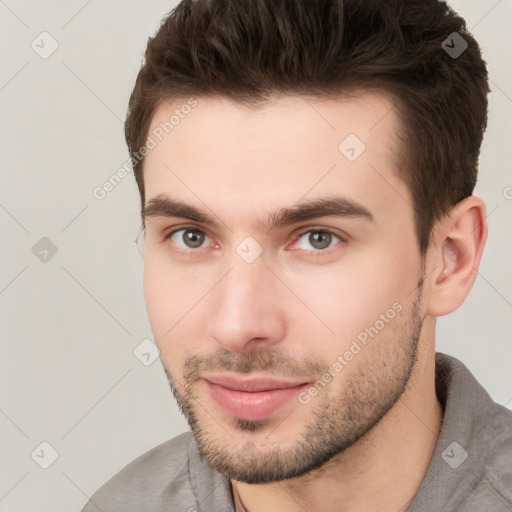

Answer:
[426,196,487,316]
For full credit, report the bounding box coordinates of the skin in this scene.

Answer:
[141,92,487,512]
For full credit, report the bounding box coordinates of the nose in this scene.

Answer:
[208,256,287,353]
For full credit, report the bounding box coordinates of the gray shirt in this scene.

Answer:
[81,353,512,511]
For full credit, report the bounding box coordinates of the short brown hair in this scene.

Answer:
[125,0,489,253]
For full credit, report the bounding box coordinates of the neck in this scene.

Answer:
[231,333,443,512]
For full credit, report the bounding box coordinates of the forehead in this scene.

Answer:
[146,91,401,158]
[142,91,411,229]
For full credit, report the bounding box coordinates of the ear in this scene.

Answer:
[425,196,488,317]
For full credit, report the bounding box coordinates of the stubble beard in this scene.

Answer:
[163,279,424,484]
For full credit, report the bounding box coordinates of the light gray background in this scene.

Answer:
[0,1,510,510]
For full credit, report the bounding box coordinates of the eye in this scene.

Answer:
[294,229,342,251]
[163,226,344,255]
[166,227,211,250]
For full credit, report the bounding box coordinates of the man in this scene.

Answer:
[82,0,512,510]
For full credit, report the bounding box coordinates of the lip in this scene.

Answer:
[203,374,310,421]
[204,374,307,392]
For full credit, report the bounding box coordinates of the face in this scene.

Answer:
[141,92,426,484]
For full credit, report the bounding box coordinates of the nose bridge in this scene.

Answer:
[208,251,286,352]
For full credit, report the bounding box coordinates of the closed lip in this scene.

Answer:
[202,374,309,392]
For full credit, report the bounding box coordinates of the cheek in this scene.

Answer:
[142,253,187,355]
[288,248,417,343]
[143,254,167,330]
[143,249,193,321]
[143,268,182,370]
[143,253,211,366]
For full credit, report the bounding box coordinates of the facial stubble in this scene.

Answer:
[162,278,424,484]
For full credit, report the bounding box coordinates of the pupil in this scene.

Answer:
[310,231,331,249]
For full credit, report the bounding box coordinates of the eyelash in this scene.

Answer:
[163,225,345,256]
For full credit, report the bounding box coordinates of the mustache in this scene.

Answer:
[180,347,327,384]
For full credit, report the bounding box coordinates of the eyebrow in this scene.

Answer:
[143,194,374,232]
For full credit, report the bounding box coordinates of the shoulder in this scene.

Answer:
[412,354,512,512]
[81,431,196,512]
[448,356,512,510]
[455,413,512,512]
[476,403,512,506]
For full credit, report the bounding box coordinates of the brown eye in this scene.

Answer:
[182,229,205,248]
[309,231,332,250]
[168,228,209,250]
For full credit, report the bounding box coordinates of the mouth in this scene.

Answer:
[202,373,310,421]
